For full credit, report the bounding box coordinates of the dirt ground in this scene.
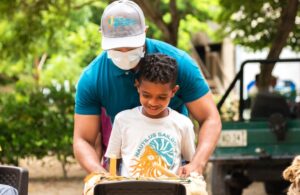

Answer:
[19,156,267,195]
[19,157,86,195]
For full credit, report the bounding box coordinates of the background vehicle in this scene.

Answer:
[211,58,300,195]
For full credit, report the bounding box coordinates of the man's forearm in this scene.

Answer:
[73,138,107,174]
[192,118,221,174]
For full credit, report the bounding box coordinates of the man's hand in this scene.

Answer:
[178,161,203,178]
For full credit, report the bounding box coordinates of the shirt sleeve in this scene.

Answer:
[181,118,196,161]
[75,69,102,115]
[104,117,122,159]
[177,53,210,103]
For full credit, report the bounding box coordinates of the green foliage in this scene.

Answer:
[0,1,103,172]
[0,79,75,167]
[138,0,222,51]
[217,0,300,51]
[213,94,239,121]
[178,14,217,52]
[177,0,223,50]
[0,0,102,84]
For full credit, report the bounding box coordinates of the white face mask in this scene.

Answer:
[107,47,145,70]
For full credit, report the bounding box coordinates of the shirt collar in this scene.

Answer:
[145,38,152,53]
[112,63,129,76]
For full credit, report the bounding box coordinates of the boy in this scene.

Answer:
[105,53,196,178]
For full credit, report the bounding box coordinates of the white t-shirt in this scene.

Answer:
[105,106,196,177]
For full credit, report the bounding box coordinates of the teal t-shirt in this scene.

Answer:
[75,38,209,122]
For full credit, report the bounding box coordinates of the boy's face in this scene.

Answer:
[136,80,179,118]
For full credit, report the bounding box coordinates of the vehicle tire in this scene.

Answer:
[264,181,289,195]
[211,163,243,195]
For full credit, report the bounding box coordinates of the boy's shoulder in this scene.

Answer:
[169,109,194,133]
[169,108,193,123]
[114,107,139,120]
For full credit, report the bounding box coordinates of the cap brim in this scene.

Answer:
[101,33,146,50]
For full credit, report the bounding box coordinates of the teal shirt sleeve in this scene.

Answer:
[177,52,210,103]
[75,65,102,115]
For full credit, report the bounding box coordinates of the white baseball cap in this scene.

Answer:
[100,0,146,50]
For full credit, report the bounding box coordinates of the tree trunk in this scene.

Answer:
[134,0,180,46]
[259,0,299,91]
[166,0,180,46]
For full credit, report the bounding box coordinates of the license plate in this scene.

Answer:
[217,130,247,147]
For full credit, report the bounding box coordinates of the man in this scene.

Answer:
[73,0,221,177]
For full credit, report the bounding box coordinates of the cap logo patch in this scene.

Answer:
[108,16,137,29]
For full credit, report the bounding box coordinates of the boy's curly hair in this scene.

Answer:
[136,53,178,87]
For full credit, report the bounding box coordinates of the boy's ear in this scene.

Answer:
[171,85,179,96]
[134,79,140,89]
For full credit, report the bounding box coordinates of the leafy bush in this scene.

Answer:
[0,80,75,177]
[214,94,239,121]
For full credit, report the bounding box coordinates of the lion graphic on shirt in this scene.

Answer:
[130,145,169,177]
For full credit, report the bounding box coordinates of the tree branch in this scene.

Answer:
[259,0,299,89]
[267,0,298,59]
[134,0,171,41]
[168,0,180,45]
